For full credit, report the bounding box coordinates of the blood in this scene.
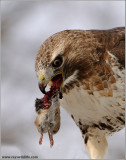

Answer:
[35,77,63,111]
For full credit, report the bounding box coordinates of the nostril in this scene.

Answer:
[39,74,45,81]
[42,77,45,81]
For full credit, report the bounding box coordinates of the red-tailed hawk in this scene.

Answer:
[35,27,125,159]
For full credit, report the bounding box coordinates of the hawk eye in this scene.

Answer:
[52,56,63,67]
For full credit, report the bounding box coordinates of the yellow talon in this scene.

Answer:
[38,74,45,81]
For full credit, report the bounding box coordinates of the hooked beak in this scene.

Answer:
[38,82,47,94]
[38,74,48,94]
[38,73,64,97]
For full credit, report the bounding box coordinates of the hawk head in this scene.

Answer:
[35,30,104,95]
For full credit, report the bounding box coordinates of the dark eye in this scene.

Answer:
[52,56,63,67]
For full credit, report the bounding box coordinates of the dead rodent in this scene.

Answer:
[34,92,60,147]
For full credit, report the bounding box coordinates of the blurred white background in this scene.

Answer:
[1,1,125,159]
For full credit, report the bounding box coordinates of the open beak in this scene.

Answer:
[38,73,64,98]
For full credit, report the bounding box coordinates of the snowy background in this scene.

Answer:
[1,1,125,159]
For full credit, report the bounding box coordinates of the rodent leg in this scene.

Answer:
[48,131,54,147]
[39,134,43,145]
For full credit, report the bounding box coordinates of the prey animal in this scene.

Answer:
[35,27,125,158]
[35,81,61,147]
